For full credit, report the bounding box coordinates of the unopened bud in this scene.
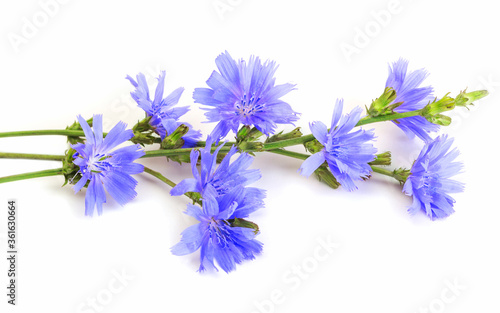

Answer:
[423,94,455,116]
[304,139,324,154]
[228,218,260,235]
[236,126,263,142]
[426,113,452,126]
[265,127,303,143]
[314,166,340,189]
[393,167,411,184]
[369,151,392,166]
[367,87,402,117]
[237,141,264,152]
[161,124,189,149]
[455,89,488,108]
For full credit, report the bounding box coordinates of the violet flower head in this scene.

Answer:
[126,71,201,147]
[71,115,144,216]
[299,99,377,191]
[170,137,265,207]
[403,135,464,219]
[193,51,299,142]
[386,59,439,142]
[171,189,264,273]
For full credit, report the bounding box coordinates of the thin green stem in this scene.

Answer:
[143,166,176,188]
[142,166,201,204]
[266,149,309,160]
[263,109,424,150]
[0,152,65,161]
[0,168,63,184]
[142,143,235,158]
[370,166,396,178]
[370,165,409,184]
[0,129,88,138]
[267,149,403,184]
[0,109,423,157]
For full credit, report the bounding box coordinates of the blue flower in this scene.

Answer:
[126,71,202,147]
[403,135,464,219]
[71,115,145,216]
[386,59,440,142]
[171,190,263,273]
[170,137,265,208]
[299,99,377,191]
[193,51,299,142]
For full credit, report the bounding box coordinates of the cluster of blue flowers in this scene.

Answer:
[68,53,469,272]
[170,138,265,272]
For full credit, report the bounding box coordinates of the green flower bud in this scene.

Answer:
[393,167,411,184]
[304,139,324,154]
[369,151,392,166]
[314,166,340,189]
[237,141,264,152]
[422,94,455,116]
[236,126,263,142]
[62,147,82,187]
[228,218,260,235]
[426,114,452,126]
[132,116,153,133]
[265,127,303,143]
[454,89,489,108]
[161,124,189,149]
[130,131,157,145]
[66,117,93,145]
[367,87,402,117]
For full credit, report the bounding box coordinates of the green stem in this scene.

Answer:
[370,166,407,183]
[267,149,403,184]
[370,166,396,178]
[0,109,423,149]
[263,109,424,150]
[266,149,309,160]
[0,152,65,161]
[0,168,63,184]
[0,129,88,138]
[142,166,201,204]
[143,166,176,188]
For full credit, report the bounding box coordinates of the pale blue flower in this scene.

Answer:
[171,188,263,273]
[403,135,464,219]
[386,59,439,142]
[299,99,376,191]
[72,115,144,216]
[193,51,299,142]
[127,71,201,147]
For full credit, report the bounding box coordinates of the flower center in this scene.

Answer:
[234,94,265,117]
[421,173,439,195]
[208,218,232,247]
[82,153,112,175]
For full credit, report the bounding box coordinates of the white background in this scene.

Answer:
[1,0,499,312]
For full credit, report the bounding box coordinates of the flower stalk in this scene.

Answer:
[0,168,63,184]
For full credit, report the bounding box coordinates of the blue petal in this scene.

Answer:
[73,173,90,193]
[298,152,326,177]
[77,115,95,146]
[103,171,138,206]
[170,178,198,196]
[309,121,328,145]
[93,177,107,216]
[84,178,97,216]
[162,87,184,109]
[100,122,132,152]
[171,224,203,256]
[153,71,166,105]
[202,195,219,217]
[93,115,104,145]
